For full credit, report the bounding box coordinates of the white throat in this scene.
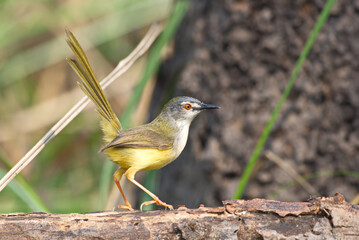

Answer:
[172,118,192,158]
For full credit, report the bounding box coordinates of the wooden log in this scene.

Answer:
[0,194,358,239]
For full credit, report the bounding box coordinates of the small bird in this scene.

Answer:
[65,29,219,210]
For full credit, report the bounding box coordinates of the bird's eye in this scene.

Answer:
[183,103,192,110]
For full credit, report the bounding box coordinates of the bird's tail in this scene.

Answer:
[65,28,121,144]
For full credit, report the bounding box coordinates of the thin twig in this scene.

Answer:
[0,23,162,192]
[265,151,319,196]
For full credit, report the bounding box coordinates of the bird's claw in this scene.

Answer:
[117,204,135,211]
[140,200,174,211]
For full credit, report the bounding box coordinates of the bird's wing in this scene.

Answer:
[99,127,174,152]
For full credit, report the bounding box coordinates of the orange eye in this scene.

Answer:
[184,103,192,110]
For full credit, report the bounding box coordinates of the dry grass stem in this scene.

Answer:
[0,23,162,192]
[265,151,319,196]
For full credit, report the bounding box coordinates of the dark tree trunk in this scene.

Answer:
[156,0,359,207]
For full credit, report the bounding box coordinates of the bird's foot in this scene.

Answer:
[117,203,134,211]
[140,199,173,210]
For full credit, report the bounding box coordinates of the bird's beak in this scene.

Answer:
[199,103,220,110]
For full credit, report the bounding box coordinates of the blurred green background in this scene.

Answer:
[0,0,180,213]
[2,0,358,214]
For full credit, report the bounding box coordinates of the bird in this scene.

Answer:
[65,28,219,211]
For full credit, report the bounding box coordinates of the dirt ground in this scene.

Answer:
[153,0,359,207]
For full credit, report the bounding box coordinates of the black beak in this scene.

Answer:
[199,103,220,110]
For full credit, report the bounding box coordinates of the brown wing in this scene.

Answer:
[99,126,174,152]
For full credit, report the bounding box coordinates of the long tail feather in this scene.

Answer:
[65,28,121,143]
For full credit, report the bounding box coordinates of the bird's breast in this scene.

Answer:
[106,147,177,171]
[104,120,191,171]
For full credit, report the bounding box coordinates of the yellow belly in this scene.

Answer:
[104,147,176,171]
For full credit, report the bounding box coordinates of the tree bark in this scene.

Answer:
[1,194,358,239]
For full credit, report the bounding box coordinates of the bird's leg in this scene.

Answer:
[113,168,134,211]
[125,168,174,210]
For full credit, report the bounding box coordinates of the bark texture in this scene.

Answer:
[0,194,358,239]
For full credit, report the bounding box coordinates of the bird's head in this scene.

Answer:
[159,96,219,125]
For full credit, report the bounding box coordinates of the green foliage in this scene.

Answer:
[0,0,174,213]
[0,0,172,88]
[0,152,49,212]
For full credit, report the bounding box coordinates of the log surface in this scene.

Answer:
[1,194,358,239]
